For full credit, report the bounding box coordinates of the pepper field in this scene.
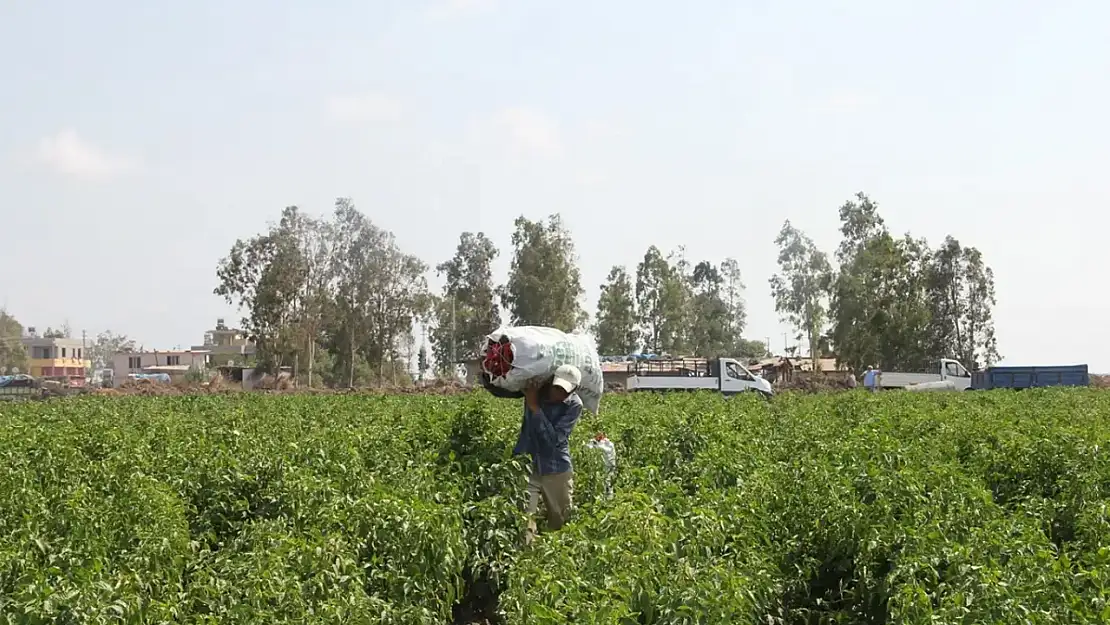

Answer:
[1,389,1109,624]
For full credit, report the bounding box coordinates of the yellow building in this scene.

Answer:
[21,336,91,386]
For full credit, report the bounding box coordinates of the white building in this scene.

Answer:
[191,318,255,365]
[111,350,209,386]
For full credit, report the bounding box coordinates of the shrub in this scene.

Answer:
[0,389,1108,622]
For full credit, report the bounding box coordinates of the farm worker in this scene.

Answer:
[863,366,881,393]
[514,364,582,543]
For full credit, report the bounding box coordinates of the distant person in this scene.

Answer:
[514,364,583,543]
[846,371,858,389]
[863,366,881,393]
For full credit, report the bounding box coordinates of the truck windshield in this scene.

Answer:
[945,362,969,377]
[725,362,752,380]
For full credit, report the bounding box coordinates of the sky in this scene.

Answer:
[1,0,1107,372]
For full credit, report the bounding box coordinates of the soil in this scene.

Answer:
[92,376,476,397]
[451,570,502,625]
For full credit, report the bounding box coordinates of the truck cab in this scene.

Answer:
[720,359,773,395]
[940,358,973,387]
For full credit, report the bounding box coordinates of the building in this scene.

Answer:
[21,331,91,386]
[795,357,850,376]
[191,318,255,366]
[111,350,209,386]
[601,361,634,389]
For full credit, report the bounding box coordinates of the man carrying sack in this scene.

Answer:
[513,364,582,543]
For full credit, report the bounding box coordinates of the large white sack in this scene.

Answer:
[481,326,604,413]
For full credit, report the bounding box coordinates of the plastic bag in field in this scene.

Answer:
[480,326,604,413]
[586,433,617,498]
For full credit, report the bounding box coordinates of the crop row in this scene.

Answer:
[1,389,1108,623]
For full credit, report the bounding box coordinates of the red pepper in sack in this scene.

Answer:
[482,336,514,380]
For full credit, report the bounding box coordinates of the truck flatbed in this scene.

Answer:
[622,357,774,396]
[971,364,1089,390]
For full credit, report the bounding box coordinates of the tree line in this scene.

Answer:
[0,191,999,383]
[212,192,998,387]
[769,193,999,373]
[211,200,779,386]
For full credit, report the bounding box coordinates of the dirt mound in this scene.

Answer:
[1092,374,1110,389]
[253,374,293,391]
[776,375,854,393]
[100,379,183,396]
[94,375,246,397]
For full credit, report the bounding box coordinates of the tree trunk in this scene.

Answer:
[348,324,355,388]
[307,337,315,388]
[811,328,820,374]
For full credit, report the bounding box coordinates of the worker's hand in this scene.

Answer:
[523,379,541,410]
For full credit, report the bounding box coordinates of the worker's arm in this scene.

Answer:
[482,373,523,399]
[524,385,580,454]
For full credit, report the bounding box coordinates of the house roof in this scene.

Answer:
[795,357,846,372]
[747,357,793,370]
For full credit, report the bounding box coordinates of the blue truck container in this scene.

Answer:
[971,364,1089,390]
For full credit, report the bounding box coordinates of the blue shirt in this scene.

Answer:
[863,370,879,388]
[512,393,582,475]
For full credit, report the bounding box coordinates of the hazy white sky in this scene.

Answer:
[1,1,1106,371]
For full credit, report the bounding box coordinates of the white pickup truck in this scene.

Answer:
[623,357,774,397]
[879,358,972,391]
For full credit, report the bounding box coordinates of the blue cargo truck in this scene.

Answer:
[970,364,1089,390]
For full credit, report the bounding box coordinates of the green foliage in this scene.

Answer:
[925,235,1001,370]
[41,323,71,339]
[831,193,933,373]
[594,266,639,355]
[417,343,430,381]
[501,214,587,332]
[687,260,733,357]
[769,220,834,369]
[719,257,748,344]
[783,193,1001,374]
[735,337,771,360]
[634,245,696,355]
[630,249,755,359]
[432,232,502,372]
[0,309,28,374]
[215,201,427,386]
[87,330,137,371]
[2,390,1110,623]
[183,366,206,384]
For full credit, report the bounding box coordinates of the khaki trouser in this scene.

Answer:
[525,470,574,543]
